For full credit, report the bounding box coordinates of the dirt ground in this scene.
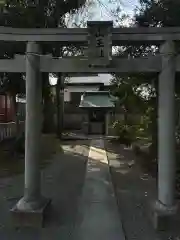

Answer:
[0,134,62,178]
[105,139,180,240]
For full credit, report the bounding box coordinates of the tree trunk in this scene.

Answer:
[56,74,64,138]
[124,108,128,123]
[42,73,54,133]
[12,93,21,139]
[60,83,64,137]
[56,75,61,137]
[151,79,158,159]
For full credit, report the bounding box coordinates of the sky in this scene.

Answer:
[91,0,139,21]
[86,0,140,85]
[65,0,139,27]
[50,0,139,86]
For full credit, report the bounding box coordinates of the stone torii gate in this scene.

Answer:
[0,21,179,229]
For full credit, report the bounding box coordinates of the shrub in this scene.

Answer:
[112,120,138,146]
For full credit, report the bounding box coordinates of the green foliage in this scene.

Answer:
[0,0,89,94]
[136,0,180,27]
[112,119,139,145]
[0,0,89,136]
[110,0,180,177]
[129,0,180,176]
[0,0,87,28]
[0,72,25,95]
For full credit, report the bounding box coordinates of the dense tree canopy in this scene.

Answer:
[136,0,180,27]
[0,0,90,135]
[0,0,90,91]
[0,0,87,27]
[110,0,180,167]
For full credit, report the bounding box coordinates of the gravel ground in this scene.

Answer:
[0,140,90,240]
[105,140,180,240]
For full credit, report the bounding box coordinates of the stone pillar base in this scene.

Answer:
[148,200,178,231]
[10,198,51,228]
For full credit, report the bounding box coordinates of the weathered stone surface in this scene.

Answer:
[148,201,177,231]
[10,199,51,228]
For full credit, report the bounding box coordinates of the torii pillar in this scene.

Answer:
[11,42,51,227]
[151,40,178,230]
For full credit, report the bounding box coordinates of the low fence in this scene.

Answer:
[0,121,25,142]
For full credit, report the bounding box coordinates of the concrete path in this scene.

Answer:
[73,139,125,240]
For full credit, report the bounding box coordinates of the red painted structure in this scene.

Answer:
[0,94,15,123]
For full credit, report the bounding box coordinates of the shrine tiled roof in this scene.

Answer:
[79,91,115,108]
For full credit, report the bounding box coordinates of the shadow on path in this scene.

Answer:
[0,140,90,240]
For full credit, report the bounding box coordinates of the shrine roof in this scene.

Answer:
[79,91,115,108]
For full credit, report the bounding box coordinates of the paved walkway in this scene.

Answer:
[73,139,125,240]
[0,138,125,239]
